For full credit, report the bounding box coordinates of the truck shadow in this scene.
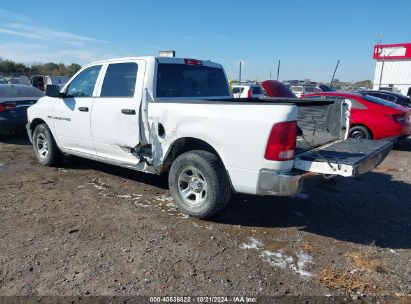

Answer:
[212,172,411,249]
[64,153,411,249]
[61,155,169,190]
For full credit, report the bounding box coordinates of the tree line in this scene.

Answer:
[0,58,82,78]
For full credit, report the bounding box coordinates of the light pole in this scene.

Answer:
[378,56,385,90]
[377,46,402,90]
[276,60,280,81]
[239,61,242,84]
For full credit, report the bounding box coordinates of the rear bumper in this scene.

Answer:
[0,118,26,135]
[256,169,312,196]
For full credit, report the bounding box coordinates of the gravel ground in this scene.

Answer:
[0,134,410,300]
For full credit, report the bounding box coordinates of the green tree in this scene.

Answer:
[66,63,82,77]
[0,58,82,78]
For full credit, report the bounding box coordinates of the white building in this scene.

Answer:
[373,43,411,95]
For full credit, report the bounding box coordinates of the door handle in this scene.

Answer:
[121,109,136,115]
[78,107,89,112]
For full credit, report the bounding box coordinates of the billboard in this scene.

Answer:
[373,43,411,60]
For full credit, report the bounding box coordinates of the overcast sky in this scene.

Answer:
[1,0,410,82]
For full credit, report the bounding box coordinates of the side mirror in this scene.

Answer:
[45,85,66,98]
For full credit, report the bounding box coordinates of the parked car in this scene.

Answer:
[232,84,264,98]
[302,92,411,140]
[8,78,22,84]
[30,75,69,91]
[27,56,392,219]
[358,90,411,108]
[5,76,30,85]
[261,80,296,98]
[317,84,336,92]
[0,84,44,135]
[290,85,319,98]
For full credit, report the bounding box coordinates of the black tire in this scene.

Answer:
[349,126,371,139]
[168,150,232,219]
[32,123,62,166]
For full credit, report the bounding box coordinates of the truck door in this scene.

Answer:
[91,60,146,165]
[52,65,102,155]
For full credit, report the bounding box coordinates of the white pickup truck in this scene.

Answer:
[26,56,392,218]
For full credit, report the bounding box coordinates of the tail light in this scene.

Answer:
[391,113,408,124]
[0,102,16,113]
[247,89,252,99]
[265,121,297,161]
[184,58,202,65]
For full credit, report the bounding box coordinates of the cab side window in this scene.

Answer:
[66,65,102,97]
[100,62,138,97]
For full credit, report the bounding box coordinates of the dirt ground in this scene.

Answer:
[0,134,410,300]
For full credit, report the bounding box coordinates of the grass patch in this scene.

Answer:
[347,252,386,273]
[318,267,379,294]
[302,242,324,256]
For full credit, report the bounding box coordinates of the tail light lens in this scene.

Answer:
[247,89,252,99]
[391,113,409,124]
[0,102,16,113]
[265,121,297,161]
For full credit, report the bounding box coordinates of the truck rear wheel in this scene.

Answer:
[33,123,62,166]
[168,150,231,219]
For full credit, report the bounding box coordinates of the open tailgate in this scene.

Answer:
[293,139,393,177]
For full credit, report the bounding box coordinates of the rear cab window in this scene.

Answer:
[156,60,230,98]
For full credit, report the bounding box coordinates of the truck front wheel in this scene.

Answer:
[32,123,62,166]
[168,150,231,219]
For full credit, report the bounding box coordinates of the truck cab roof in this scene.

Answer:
[85,56,222,69]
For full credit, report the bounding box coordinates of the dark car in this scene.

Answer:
[317,84,336,92]
[0,84,44,135]
[358,90,411,108]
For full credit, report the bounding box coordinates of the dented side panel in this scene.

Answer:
[147,101,298,194]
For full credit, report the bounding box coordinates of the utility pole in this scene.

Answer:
[276,60,281,81]
[330,59,340,86]
[239,61,242,84]
[269,71,272,80]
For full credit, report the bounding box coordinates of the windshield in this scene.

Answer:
[362,95,404,109]
[157,64,230,98]
[304,86,315,93]
[291,86,303,92]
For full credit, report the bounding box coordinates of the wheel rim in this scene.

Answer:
[36,133,49,159]
[177,166,208,207]
[350,130,365,139]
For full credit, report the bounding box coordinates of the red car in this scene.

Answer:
[261,80,297,98]
[302,92,411,140]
